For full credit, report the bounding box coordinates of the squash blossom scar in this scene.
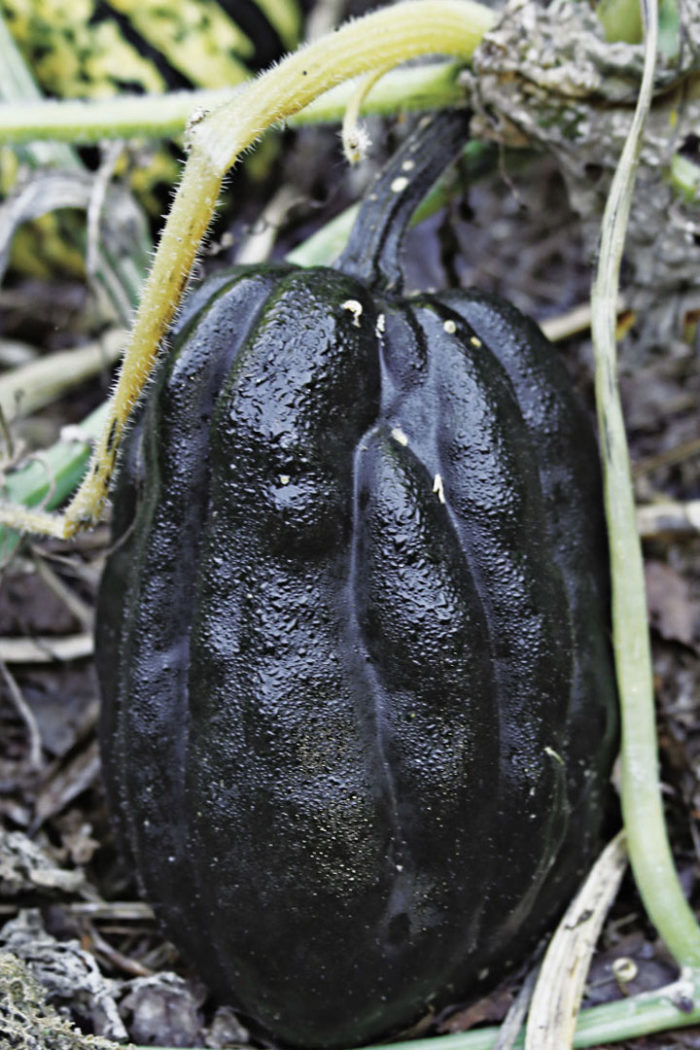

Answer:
[341,300,363,326]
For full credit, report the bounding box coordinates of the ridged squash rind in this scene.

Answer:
[96,111,617,1050]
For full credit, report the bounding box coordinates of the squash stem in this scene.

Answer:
[591,0,700,967]
[336,107,472,290]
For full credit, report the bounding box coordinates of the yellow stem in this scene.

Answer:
[63,160,222,531]
[195,0,493,174]
[6,0,495,537]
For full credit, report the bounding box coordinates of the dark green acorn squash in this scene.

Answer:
[96,110,618,1050]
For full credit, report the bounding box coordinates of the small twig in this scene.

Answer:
[493,962,540,1050]
[0,659,42,768]
[632,436,700,478]
[31,551,94,631]
[33,737,101,831]
[0,633,94,664]
[234,184,303,265]
[539,297,627,343]
[636,499,700,538]
[83,921,154,979]
[48,901,155,921]
[34,547,105,586]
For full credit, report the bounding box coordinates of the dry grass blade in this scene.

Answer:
[524,833,628,1050]
[0,633,93,663]
[50,902,155,920]
[0,331,125,425]
[539,297,627,344]
[33,739,101,831]
[636,500,700,538]
[493,963,540,1050]
[0,659,42,768]
[31,552,95,630]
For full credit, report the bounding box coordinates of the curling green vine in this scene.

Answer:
[591,0,700,969]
